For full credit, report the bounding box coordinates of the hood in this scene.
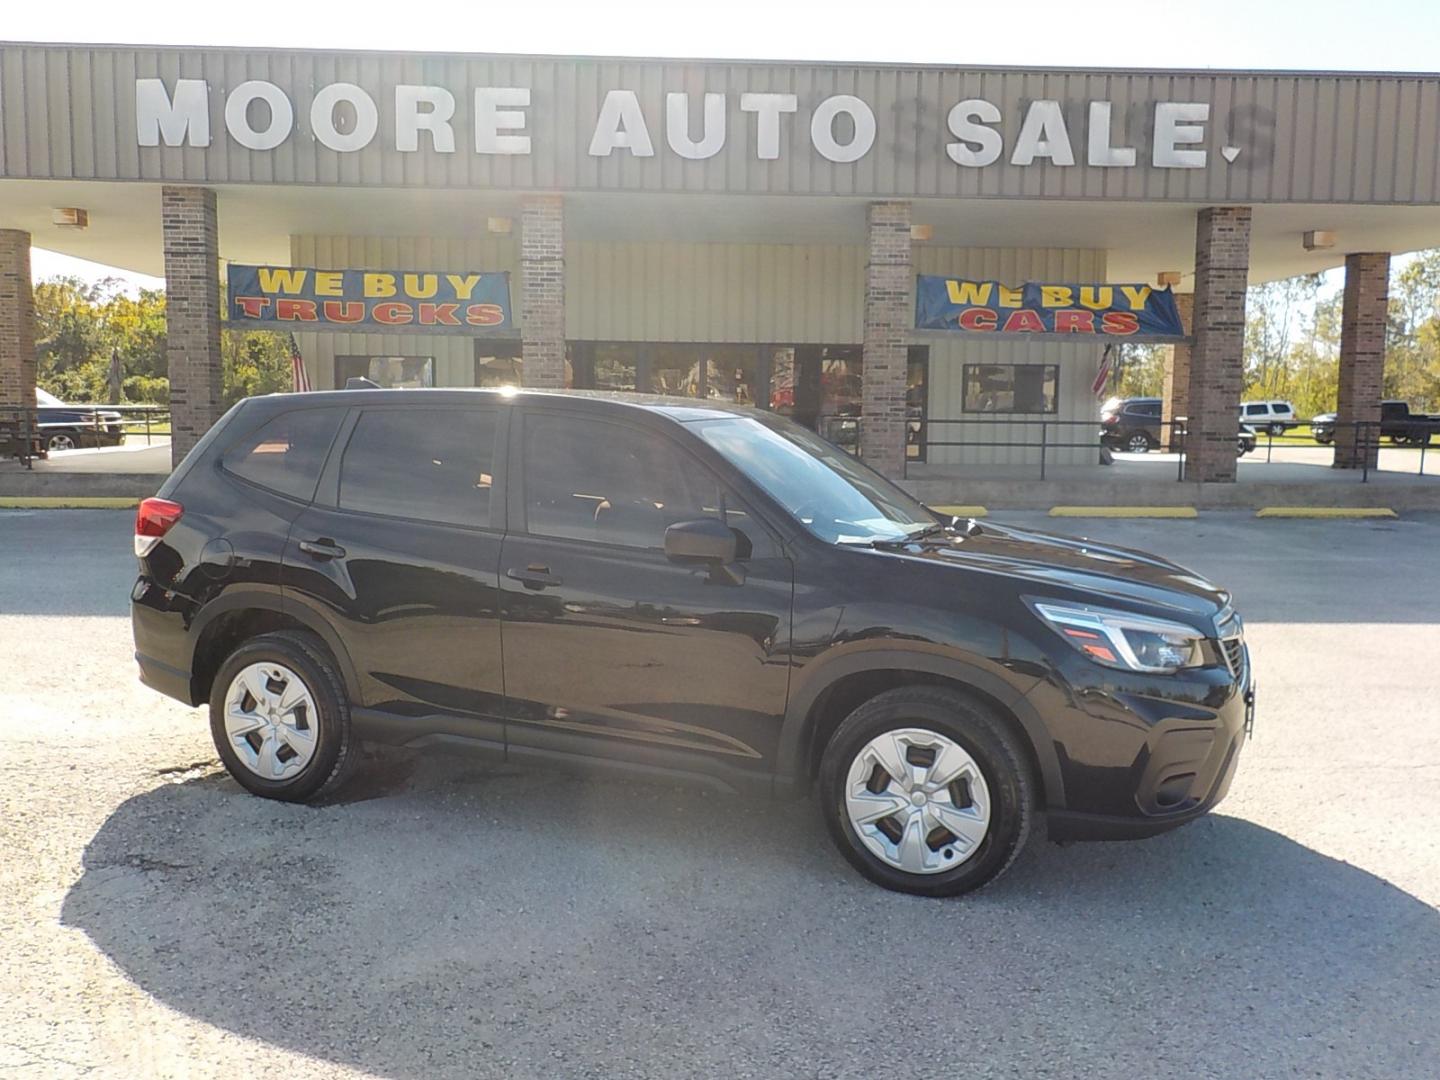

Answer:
[882,519,1230,622]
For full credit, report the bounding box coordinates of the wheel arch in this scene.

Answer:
[188,590,361,707]
[777,648,1065,809]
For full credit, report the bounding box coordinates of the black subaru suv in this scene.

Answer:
[132,389,1253,896]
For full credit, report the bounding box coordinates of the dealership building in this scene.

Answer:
[3,42,1440,485]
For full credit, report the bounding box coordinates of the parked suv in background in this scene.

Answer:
[1239,400,1298,436]
[1101,396,1255,457]
[132,389,1254,897]
[36,387,125,451]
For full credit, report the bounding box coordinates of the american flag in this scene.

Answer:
[1092,344,1114,398]
[288,333,311,393]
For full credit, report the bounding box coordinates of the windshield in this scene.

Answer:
[35,388,64,407]
[692,414,936,544]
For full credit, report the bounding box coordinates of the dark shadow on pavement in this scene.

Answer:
[63,755,1440,1079]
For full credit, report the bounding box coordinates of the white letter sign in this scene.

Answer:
[588,90,655,157]
[136,78,211,148]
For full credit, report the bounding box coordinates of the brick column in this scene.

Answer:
[1333,252,1390,470]
[1183,207,1251,483]
[521,196,566,388]
[0,230,36,416]
[1160,292,1193,451]
[162,186,223,466]
[861,201,912,478]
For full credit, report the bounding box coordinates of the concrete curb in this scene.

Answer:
[0,496,140,509]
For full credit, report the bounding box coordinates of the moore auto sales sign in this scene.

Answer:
[3,45,1434,204]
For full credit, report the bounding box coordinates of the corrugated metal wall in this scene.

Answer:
[6,44,1440,205]
[292,232,1104,466]
[567,242,864,343]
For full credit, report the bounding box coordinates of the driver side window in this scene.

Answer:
[523,413,759,552]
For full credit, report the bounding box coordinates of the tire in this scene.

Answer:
[47,432,78,452]
[818,686,1035,897]
[1236,439,1250,457]
[1268,422,1286,436]
[209,629,358,803]
[1124,432,1152,454]
[1314,432,1333,445]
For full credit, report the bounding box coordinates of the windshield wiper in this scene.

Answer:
[867,522,950,549]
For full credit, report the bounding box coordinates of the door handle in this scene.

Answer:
[506,564,562,590]
[298,539,347,560]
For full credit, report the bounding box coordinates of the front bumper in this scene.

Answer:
[1028,653,1253,841]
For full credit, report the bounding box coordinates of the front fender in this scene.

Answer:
[775,643,1066,809]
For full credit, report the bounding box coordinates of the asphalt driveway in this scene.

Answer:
[2,509,1437,1078]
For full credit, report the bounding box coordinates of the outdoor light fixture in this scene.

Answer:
[910,224,934,242]
[51,207,89,229]
[1303,230,1336,251]
[1156,270,1182,287]
[486,216,512,235]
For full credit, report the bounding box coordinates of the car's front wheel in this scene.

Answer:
[1268,422,1286,436]
[819,686,1034,897]
[46,432,78,452]
[209,630,357,803]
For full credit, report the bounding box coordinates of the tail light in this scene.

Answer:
[135,497,183,557]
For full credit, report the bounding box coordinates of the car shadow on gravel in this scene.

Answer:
[63,754,1440,1079]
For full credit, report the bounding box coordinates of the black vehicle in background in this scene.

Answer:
[1101,396,1255,456]
[36,387,125,452]
[131,388,1253,897]
[1312,401,1440,445]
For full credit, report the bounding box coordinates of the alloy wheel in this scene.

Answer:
[843,727,991,875]
[1125,434,1150,453]
[222,662,320,781]
[48,433,77,451]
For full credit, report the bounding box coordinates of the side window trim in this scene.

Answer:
[510,405,782,555]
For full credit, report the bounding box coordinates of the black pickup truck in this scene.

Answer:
[1311,400,1440,446]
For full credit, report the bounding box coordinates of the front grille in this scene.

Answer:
[1220,636,1245,676]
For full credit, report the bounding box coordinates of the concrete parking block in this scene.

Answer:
[1049,505,1199,518]
[1255,506,1397,518]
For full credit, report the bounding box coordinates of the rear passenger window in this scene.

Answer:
[339,408,497,528]
[222,408,343,502]
[523,413,740,550]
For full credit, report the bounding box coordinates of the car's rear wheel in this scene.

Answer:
[819,686,1034,897]
[47,432,77,452]
[209,630,357,803]
[1124,432,1152,453]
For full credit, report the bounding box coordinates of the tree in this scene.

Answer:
[33,274,293,407]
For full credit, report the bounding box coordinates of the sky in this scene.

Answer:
[15,0,1439,291]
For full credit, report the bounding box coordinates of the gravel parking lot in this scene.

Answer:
[2,508,1437,1079]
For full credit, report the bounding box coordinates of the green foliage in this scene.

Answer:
[223,331,293,408]
[1115,343,1167,398]
[33,274,293,407]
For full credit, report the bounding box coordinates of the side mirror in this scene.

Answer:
[664,518,738,564]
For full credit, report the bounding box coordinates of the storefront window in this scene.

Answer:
[962,364,1058,414]
[768,344,928,460]
[336,355,434,388]
[474,341,525,388]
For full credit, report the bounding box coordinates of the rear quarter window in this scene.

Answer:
[220,407,344,502]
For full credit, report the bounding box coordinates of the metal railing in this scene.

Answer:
[3,404,172,469]
[822,413,1435,484]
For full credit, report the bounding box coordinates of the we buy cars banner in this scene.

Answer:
[914,276,1186,340]
[228,265,512,334]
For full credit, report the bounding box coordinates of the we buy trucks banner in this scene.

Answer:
[914,276,1186,340]
[228,265,512,334]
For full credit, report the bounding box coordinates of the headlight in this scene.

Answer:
[1030,601,1207,674]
